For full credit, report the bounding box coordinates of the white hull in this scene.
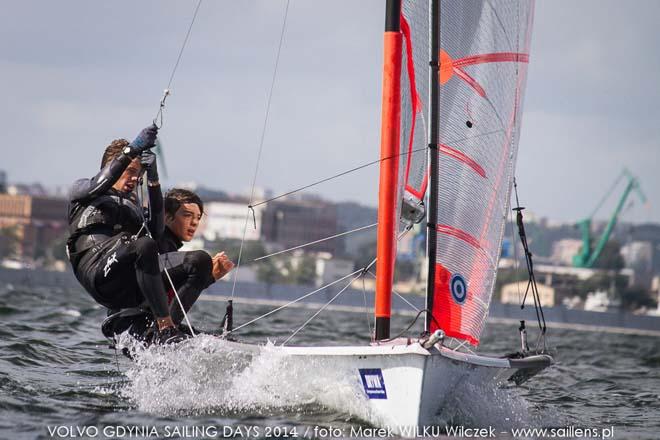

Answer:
[224,338,552,436]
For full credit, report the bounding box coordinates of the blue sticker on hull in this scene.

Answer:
[359,368,387,399]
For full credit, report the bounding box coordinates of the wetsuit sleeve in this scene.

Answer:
[69,153,133,203]
[148,184,164,239]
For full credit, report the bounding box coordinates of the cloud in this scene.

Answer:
[0,0,657,225]
[518,109,659,223]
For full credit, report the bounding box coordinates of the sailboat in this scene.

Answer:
[220,0,550,431]
[110,0,552,432]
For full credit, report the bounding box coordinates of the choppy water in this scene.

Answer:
[1,278,659,440]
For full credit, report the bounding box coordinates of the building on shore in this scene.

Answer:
[334,201,378,258]
[200,197,264,242]
[500,281,556,307]
[621,240,654,288]
[261,197,338,255]
[0,194,68,260]
[550,239,583,266]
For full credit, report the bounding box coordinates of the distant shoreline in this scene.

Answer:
[2,266,658,337]
[200,293,660,338]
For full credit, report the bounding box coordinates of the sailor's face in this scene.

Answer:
[166,203,202,242]
[112,159,142,193]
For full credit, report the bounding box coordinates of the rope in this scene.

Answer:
[512,179,547,352]
[248,129,501,210]
[451,338,476,355]
[252,223,377,262]
[367,270,420,312]
[229,268,363,333]
[161,261,196,337]
[377,309,433,343]
[281,271,363,345]
[229,190,414,337]
[230,0,290,299]
[511,178,522,305]
[153,0,204,127]
[361,276,373,339]
[250,147,427,208]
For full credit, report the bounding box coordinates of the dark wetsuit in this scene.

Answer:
[67,153,214,326]
[67,153,171,318]
[158,226,214,324]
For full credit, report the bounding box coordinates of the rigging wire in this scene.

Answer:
[273,227,417,341]
[377,309,441,343]
[245,128,502,214]
[250,147,428,209]
[281,221,421,344]
[361,276,373,338]
[231,256,379,335]
[512,178,547,352]
[229,268,363,334]
[252,222,378,262]
[367,270,420,313]
[282,271,364,345]
[452,338,476,355]
[230,0,291,299]
[153,0,204,127]
[510,179,522,305]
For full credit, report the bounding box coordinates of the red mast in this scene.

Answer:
[374,0,402,341]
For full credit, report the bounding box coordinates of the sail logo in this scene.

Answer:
[359,369,387,399]
[450,273,467,304]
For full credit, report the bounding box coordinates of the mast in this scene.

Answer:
[425,0,440,332]
[374,0,403,340]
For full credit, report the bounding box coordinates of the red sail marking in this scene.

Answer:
[453,68,486,98]
[400,15,425,198]
[436,224,481,250]
[407,175,428,200]
[406,143,485,200]
[405,183,426,200]
[430,263,479,346]
[439,50,529,99]
[439,144,486,178]
[453,52,529,67]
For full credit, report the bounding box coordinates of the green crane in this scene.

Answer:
[572,169,647,268]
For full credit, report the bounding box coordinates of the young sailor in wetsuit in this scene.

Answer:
[67,124,188,344]
[158,188,234,327]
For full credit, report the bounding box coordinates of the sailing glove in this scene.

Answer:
[140,150,159,182]
[128,124,159,157]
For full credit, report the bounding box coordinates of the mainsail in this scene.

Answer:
[424,0,535,346]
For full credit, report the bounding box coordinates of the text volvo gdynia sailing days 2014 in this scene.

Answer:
[46,424,263,438]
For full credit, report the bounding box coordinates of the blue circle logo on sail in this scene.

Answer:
[450,274,467,305]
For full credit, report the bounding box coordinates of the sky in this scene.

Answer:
[0,0,658,225]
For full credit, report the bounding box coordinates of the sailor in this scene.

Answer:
[66,124,188,344]
[159,188,205,253]
[157,188,234,327]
